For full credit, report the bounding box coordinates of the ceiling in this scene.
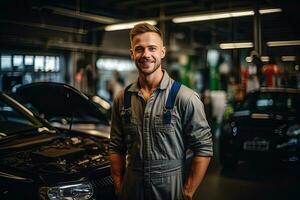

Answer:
[0,0,299,56]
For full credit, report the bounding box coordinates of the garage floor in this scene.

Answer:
[193,134,300,200]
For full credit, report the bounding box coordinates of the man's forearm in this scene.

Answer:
[183,156,211,200]
[109,153,126,194]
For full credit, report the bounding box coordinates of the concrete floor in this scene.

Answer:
[193,132,300,200]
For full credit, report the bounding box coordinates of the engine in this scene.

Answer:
[0,135,109,174]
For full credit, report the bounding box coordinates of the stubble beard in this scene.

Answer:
[136,59,161,76]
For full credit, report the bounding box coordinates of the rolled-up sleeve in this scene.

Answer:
[183,92,213,157]
[109,94,126,155]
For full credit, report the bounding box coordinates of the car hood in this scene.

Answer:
[15,82,109,126]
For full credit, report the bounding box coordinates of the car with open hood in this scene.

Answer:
[0,91,114,199]
[14,82,111,140]
[219,88,300,169]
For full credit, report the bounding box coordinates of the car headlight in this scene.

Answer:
[39,182,94,200]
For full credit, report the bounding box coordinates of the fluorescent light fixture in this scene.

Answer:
[172,8,281,23]
[261,56,270,62]
[0,19,87,34]
[105,20,157,31]
[246,56,269,62]
[45,6,119,24]
[259,8,282,14]
[281,56,296,62]
[220,42,253,49]
[267,40,300,47]
[173,11,253,23]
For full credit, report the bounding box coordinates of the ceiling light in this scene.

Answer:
[220,42,253,49]
[281,56,296,62]
[105,20,157,31]
[172,8,281,23]
[259,8,282,14]
[173,11,253,23]
[267,40,300,47]
[45,6,119,24]
[246,56,269,62]
[261,56,270,62]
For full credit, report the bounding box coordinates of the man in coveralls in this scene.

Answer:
[109,22,213,200]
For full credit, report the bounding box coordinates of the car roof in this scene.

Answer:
[250,87,300,94]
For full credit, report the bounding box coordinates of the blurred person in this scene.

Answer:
[107,78,123,101]
[109,23,213,200]
[262,57,282,87]
[75,67,87,92]
[113,70,125,86]
[86,64,97,95]
[246,50,262,92]
[250,50,264,85]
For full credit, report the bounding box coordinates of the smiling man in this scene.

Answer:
[109,22,213,200]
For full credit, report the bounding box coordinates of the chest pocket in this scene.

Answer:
[154,110,177,134]
[154,109,180,157]
[121,109,138,142]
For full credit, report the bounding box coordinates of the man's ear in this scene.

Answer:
[161,46,166,59]
[130,48,134,60]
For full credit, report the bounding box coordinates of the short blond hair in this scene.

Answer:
[130,23,163,43]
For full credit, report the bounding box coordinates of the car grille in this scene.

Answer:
[91,176,114,188]
[91,176,116,199]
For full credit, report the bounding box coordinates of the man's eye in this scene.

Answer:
[135,48,143,52]
[149,47,156,51]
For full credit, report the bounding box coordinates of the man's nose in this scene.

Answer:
[142,49,151,58]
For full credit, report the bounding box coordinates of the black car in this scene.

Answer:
[14,82,111,140]
[219,88,300,168]
[0,91,114,199]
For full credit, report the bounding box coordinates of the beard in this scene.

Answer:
[135,58,161,76]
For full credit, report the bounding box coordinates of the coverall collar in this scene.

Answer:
[128,69,171,93]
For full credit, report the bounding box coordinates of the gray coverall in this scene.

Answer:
[109,71,213,200]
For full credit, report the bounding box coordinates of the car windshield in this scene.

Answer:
[240,91,299,112]
[0,93,43,137]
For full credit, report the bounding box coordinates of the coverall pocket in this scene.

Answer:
[154,115,176,156]
[120,110,138,154]
[124,125,139,159]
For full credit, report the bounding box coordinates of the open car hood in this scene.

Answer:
[15,82,109,126]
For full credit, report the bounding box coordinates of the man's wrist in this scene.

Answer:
[182,187,193,200]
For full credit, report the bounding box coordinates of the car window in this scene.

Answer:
[256,93,298,111]
[240,92,299,112]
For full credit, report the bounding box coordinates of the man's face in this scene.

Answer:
[130,32,166,76]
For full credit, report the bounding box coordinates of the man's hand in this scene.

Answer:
[109,153,126,195]
[183,156,211,200]
[182,188,193,200]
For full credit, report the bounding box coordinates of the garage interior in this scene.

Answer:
[0,1,299,200]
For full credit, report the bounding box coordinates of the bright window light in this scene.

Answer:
[34,56,44,71]
[55,57,60,71]
[1,55,12,70]
[45,56,55,71]
[96,58,135,71]
[13,55,23,67]
[24,55,34,65]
